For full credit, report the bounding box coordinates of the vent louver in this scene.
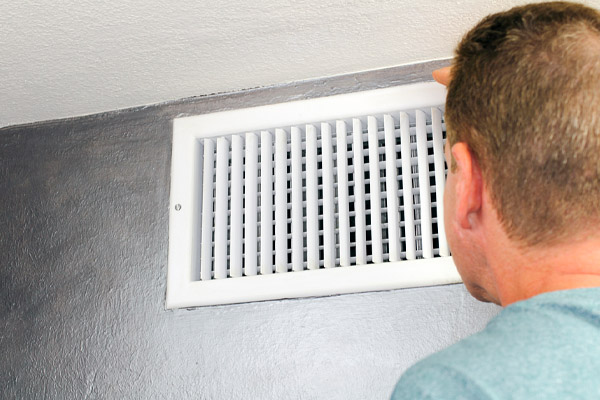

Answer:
[168,82,461,308]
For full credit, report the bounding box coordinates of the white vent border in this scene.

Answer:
[167,81,461,309]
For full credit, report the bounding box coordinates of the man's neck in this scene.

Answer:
[487,232,600,306]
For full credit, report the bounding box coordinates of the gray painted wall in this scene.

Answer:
[0,61,500,399]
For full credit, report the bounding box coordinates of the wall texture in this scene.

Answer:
[5,0,597,127]
[0,61,500,399]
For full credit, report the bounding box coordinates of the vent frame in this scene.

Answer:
[167,81,461,309]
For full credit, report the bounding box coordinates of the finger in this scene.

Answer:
[432,67,452,86]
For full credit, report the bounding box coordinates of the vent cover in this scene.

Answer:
[168,82,460,308]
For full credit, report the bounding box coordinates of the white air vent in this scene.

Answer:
[167,81,460,308]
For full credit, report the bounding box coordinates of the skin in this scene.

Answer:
[432,67,452,86]
[434,66,600,306]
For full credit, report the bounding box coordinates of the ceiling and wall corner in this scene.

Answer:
[4,0,599,128]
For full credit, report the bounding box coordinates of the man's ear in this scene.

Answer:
[451,143,483,230]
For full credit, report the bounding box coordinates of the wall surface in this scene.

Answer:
[5,0,600,127]
[0,61,500,400]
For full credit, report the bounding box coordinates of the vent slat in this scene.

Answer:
[384,114,401,262]
[367,116,384,263]
[260,130,274,274]
[244,132,259,276]
[230,135,244,278]
[352,118,367,266]
[214,137,229,279]
[416,111,433,258]
[399,112,416,260]
[306,124,319,270]
[432,108,450,257]
[336,120,351,267]
[291,126,304,271]
[321,123,336,269]
[201,139,215,280]
[275,128,288,273]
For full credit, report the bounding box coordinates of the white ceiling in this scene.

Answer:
[2,0,599,127]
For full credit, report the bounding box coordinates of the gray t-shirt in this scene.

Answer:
[391,287,600,399]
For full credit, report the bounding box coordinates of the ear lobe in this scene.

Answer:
[452,143,483,230]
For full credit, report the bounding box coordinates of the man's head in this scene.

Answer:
[445,1,600,248]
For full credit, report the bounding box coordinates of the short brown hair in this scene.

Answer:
[445,1,600,246]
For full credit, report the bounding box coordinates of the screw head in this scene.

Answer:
[175,204,182,211]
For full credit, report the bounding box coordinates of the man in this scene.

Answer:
[392,2,600,398]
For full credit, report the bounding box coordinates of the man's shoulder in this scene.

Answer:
[391,356,495,400]
[431,287,600,367]
[391,288,600,399]
[390,310,528,399]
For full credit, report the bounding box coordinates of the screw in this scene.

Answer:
[175,204,182,211]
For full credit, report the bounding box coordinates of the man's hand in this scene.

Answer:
[433,66,452,86]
